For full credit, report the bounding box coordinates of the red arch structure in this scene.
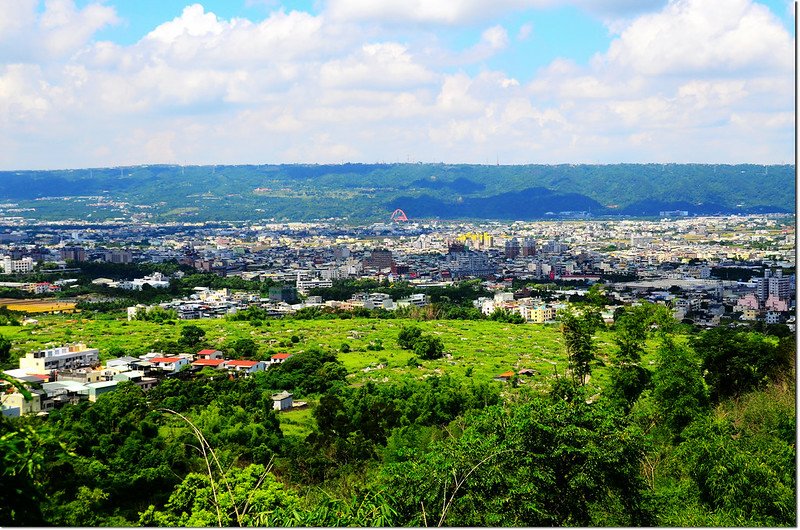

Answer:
[391,208,409,222]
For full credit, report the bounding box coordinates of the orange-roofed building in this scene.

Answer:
[224,360,266,374]
[191,358,226,369]
[196,349,223,360]
[149,356,190,373]
[270,353,293,365]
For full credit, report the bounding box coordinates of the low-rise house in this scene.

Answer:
[19,343,99,374]
[196,349,223,360]
[105,356,140,372]
[272,391,293,411]
[41,381,87,409]
[129,360,154,373]
[397,293,428,308]
[148,356,190,373]
[113,371,158,391]
[270,353,292,365]
[1,388,42,416]
[741,308,758,321]
[526,305,557,323]
[2,369,52,384]
[191,358,227,370]
[84,381,119,402]
[765,311,785,325]
[56,367,105,384]
[224,360,266,374]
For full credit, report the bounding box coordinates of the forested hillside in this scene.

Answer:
[0,163,792,222]
[1,304,795,527]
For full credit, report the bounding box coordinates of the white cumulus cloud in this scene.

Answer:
[0,0,792,168]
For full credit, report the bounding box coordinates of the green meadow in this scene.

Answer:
[0,314,666,399]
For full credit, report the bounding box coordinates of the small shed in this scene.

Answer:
[271,391,293,411]
[493,370,515,382]
[84,381,118,402]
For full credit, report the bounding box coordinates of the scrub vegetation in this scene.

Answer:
[0,303,795,527]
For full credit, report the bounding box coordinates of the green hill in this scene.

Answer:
[0,163,792,222]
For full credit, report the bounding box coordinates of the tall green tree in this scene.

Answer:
[413,335,444,360]
[559,307,603,385]
[228,338,258,359]
[139,464,300,527]
[693,328,789,402]
[381,397,651,526]
[0,334,11,365]
[651,339,709,436]
[396,325,422,349]
[179,324,206,349]
[607,303,674,411]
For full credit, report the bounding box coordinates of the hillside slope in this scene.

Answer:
[0,163,792,222]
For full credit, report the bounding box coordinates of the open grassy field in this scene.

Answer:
[0,313,676,439]
[0,314,668,400]
[278,406,316,437]
[0,298,78,313]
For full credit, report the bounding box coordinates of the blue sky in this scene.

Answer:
[76,0,794,67]
[82,1,617,78]
[0,0,795,168]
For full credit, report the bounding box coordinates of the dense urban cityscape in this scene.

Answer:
[1,212,794,415]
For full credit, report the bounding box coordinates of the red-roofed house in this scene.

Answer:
[191,358,227,369]
[149,356,190,373]
[493,370,515,382]
[270,353,293,366]
[224,360,266,374]
[196,349,223,360]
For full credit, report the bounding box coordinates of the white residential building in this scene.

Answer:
[19,343,100,373]
[272,391,293,411]
[0,256,34,274]
[147,356,190,373]
[224,360,266,373]
[130,272,170,290]
[296,277,333,294]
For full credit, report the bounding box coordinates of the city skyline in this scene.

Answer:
[0,0,795,169]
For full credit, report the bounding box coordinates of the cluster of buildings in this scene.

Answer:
[0,280,65,294]
[91,272,171,291]
[0,215,791,329]
[733,269,793,324]
[475,291,562,323]
[129,286,431,321]
[1,343,299,417]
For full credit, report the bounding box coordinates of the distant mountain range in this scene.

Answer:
[0,163,792,222]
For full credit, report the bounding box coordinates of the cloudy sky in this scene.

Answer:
[0,0,794,169]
